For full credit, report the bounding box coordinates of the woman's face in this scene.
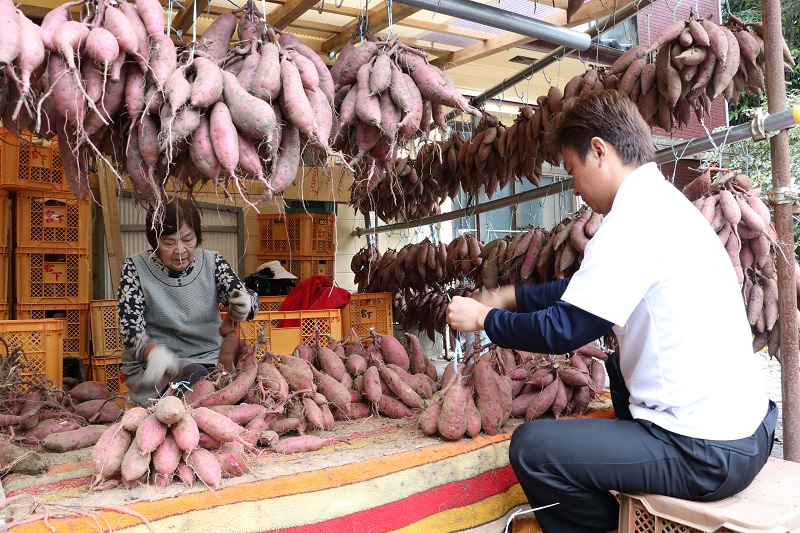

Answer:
[156,222,198,272]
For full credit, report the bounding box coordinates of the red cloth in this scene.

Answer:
[277,275,350,327]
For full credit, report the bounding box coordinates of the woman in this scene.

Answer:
[117,198,258,407]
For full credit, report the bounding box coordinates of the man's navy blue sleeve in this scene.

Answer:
[483,300,613,353]
[515,278,572,312]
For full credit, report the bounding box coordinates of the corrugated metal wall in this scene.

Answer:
[100,197,242,299]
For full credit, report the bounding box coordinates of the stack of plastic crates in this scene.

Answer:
[256,213,336,281]
[5,130,92,378]
[88,300,127,404]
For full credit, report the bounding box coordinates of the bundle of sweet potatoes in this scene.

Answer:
[681,169,786,359]
[419,344,608,440]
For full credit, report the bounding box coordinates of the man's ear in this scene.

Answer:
[590,136,607,159]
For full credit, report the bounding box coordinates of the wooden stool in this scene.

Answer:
[619,457,800,532]
[511,517,543,533]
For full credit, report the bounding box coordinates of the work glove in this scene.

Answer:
[142,345,181,387]
[228,289,252,322]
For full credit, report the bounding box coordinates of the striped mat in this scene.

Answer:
[2,399,613,533]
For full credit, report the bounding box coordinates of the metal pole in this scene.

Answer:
[392,0,591,51]
[762,0,799,462]
[353,107,800,237]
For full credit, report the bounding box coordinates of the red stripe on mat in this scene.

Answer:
[6,475,94,497]
[269,464,519,533]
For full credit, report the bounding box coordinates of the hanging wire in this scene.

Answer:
[385,0,394,37]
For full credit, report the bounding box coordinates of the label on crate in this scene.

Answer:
[43,205,66,227]
[29,145,51,169]
[43,262,67,283]
[358,305,377,322]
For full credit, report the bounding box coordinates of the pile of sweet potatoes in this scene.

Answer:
[419,343,608,440]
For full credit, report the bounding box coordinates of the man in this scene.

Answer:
[446,90,776,532]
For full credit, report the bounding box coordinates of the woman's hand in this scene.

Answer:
[446,296,492,332]
[142,345,180,387]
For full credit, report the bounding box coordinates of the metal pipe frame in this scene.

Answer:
[392,0,592,51]
[353,106,800,237]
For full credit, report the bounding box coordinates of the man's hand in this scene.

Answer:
[142,345,180,387]
[228,289,252,322]
[446,296,492,332]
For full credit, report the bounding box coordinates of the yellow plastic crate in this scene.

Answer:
[258,296,286,312]
[14,246,90,304]
[89,356,128,407]
[342,292,394,339]
[15,190,91,250]
[0,128,68,192]
[89,299,121,357]
[15,303,90,360]
[223,309,342,356]
[0,319,64,389]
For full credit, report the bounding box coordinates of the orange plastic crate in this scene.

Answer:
[0,319,64,389]
[0,303,8,319]
[0,189,7,248]
[89,299,122,357]
[89,356,128,407]
[308,214,336,255]
[0,246,7,303]
[0,129,68,192]
[342,292,394,339]
[223,309,342,356]
[15,190,90,250]
[15,303,90,360]
[257,214,303,255]
[257,254,335,281]
[15,247,90,304]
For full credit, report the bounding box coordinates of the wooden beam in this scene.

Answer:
[430,0,631,69]
[267,0,321,29]
[393,36,461,54]
[394,17,495,41]
[98,162,124,296]
[173,0,209,33]
[321,3,421,53]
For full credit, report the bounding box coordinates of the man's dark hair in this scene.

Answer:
[548,89,655,167]
[145,197,203,249]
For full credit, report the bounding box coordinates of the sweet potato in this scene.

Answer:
[362,365,382,404]
[277,361,315,393]
[374,332,410,371]
[332,402,372,421]
[186,447,222,488]
[152,432,181,477]
[272,435,326,454]
[25,418,82,441]
[194,360,257,408]
[176,460,196,486]
[310,366,351,410]
[69,380,111,402]
[147,33,177,91]
[120,406,150,432]
[91,423,132,481]
[154,395,187,426]
[526,378,559,421]
[190,56,224,109]
[316,346,347,382]
[136,413,169,454]
[42,424,109,452]
[214,441,247,478]
[120,439,151,482]
[378,395,415,419]
[377,363,423,409]
[74,399,122,423]
[192,407,245,443]
[438,379,471,440]
[221,70,277,142]
[209,404,267,426]
[258,362,290,399]
[200,11,237,63]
